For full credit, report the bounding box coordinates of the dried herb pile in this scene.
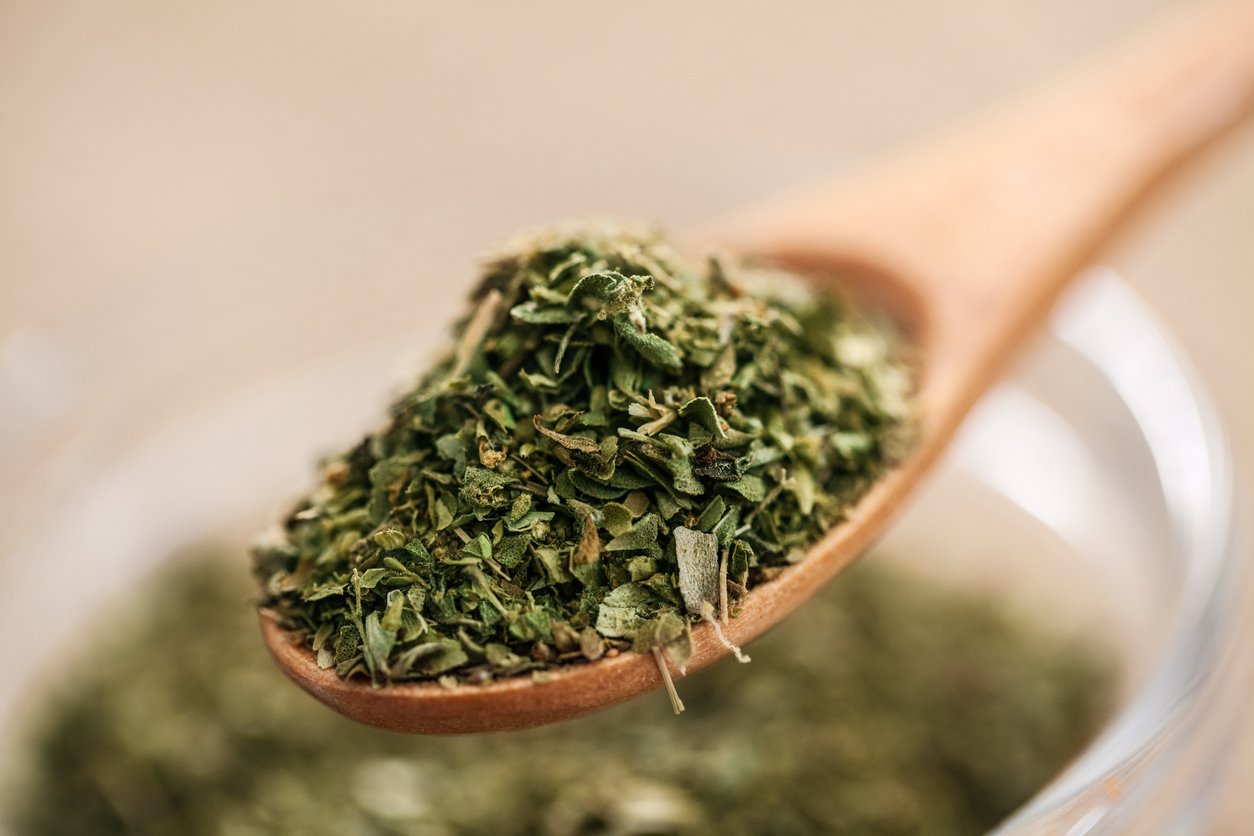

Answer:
[4,549,1111,836]
[253,226,913,685]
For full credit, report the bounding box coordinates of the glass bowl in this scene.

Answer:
[0,268,1246,834]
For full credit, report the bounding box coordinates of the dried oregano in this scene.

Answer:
[7,550,1111,835]
[252,225,913,687]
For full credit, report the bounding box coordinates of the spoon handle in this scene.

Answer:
[721,0,1254,432]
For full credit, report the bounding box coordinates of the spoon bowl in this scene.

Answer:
[263,0,1254,733]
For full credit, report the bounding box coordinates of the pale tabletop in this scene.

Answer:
[2,0,1252,829]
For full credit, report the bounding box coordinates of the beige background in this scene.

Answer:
[2,1,1251,831]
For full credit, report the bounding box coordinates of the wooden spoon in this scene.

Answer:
[262,0,1254,734]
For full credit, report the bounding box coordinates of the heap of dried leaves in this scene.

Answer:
[253,226,913,686]
[9,550,1111,835]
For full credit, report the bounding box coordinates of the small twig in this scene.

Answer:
[652,647,685,715]
[451,289,502,379]
[718,548,730,626]
[701,602,750,664]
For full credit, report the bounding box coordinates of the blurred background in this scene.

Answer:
[2,0,1251,830]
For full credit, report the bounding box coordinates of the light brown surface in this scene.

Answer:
[3,0,1253,826]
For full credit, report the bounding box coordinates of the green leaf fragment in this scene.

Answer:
[833,431,875,460]
[372,529,407,551]
[568,470,628,500]
[599,502,635,537]
[358,568,389,589]
[604,514,660,553]
[674,526,720,615]
[510,301,581,324]
[636,610,693,670]
[566,271,652,320]
[495,534,530,569]
[362,612,397,677]
[678,396,728,439]
[611,315,684,370]
[397,639,469,677]
[723,474,766,502]
[531,415,601,454]
[459,466,516,512]
[693,496,726,532]
[403,540,434,568]
[595,583,658,639]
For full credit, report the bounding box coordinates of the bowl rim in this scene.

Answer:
[997,271,1246,834]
